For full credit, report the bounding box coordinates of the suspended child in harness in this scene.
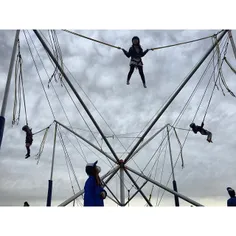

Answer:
[189,122,213,143]
[122,36,149,88]
[22,125,33,159]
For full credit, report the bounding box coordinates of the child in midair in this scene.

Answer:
[189,122,212,143]
[22,125,33,159]
[122,36,149,88]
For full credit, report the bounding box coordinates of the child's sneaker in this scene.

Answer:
[207,138,213,143]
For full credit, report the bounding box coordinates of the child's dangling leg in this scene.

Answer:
[206,131,213,143]
[138,66,147,88]
[199,128,212,143]
[25,143,31,159]
[127,65,135,85]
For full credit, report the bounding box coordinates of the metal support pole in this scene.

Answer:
[167,125,179,207]
[124,30,228,164]
[172,180,179,205]
[228,30,236,60]
[126,166,203,206]
[127,124,168,162]
[102,180,121,206]
[46,122,57,206]
[55,120,117,164]
[50,122,57,181]
[124,168,152,206]
[46,180,53,206]
[127,189,130,207]
[33,30,119,163]
[58,166,119,206]
[106,195,120,205]
[124,180,149,206]
[102,166,120,185]
[59,190,84,207]
[0,30,20,148]
[120,160,125,206]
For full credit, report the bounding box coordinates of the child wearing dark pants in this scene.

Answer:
[189,122,212,143]
[122,36,149,88]
[22,125,33,159]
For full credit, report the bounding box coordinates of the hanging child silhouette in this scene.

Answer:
[122,36,149,88]
[22,125,33,158]
[189,122,212,143]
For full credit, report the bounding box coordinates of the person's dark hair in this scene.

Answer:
[131,36,142,48]
[24,201,30,206]
[227,187,235,198]
[132,36,140,42]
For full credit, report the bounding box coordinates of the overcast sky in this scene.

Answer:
[0,29,236,207]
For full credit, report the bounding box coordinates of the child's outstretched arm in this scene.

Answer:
[141,49,149,57]
[122,48,131,58]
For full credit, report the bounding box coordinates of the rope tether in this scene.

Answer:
[63,29,223,52]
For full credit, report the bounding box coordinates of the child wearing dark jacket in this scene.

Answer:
[189,122,212,143]
[122,36,149,88]
[22,125,33,159]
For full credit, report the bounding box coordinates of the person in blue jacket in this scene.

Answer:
[227,187,236,206]
[84,161,107,207]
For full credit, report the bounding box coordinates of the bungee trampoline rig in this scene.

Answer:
[0,29,236,207]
